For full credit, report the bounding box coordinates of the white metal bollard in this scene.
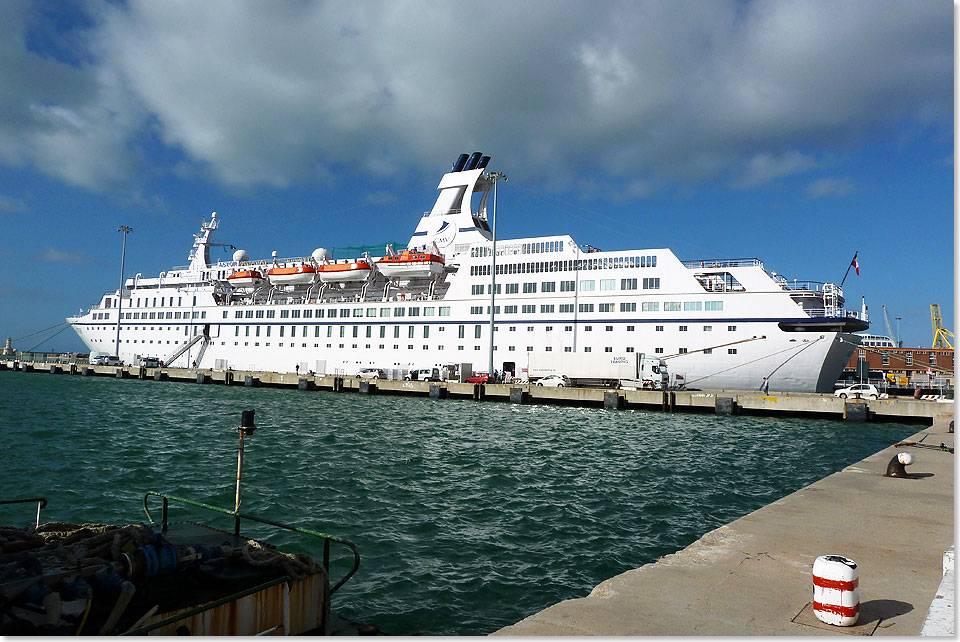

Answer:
[813,555,860,626]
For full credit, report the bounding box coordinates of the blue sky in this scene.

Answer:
[0,0,953,354]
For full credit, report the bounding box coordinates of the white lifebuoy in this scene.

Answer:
[812,555,860,626]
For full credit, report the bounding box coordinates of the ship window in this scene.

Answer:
[475,326,482,339]
[705,301,723,311]
[541,304,554,313]
[621,303,637,312]
[394,327,400,338]
[235,311,243,319]
[279,327,284,337]
[641,278,659,290]
[727,325,736,331]
[380,327,386,338]
[257,310,265,318]
[353,327,359,338]
[578,303,594,313]
[679,348,687,354]
[580,280,595,291]
[281,310,290,318]
[409,308,420,317]
[605,325,613,331]
[245,310,254,318]
[523,282,537,293]
[303,310,312,319]
[367,308,377,317]
[327,326,332,337]
[266,327,271,337]
[380,308,390,317]
[266,310,276,318]
[339,309,349,318]
[408,326,415,338]
[600,279,616,291]
[353,308,363,317]
[505,283,519,294]
[679,325,688,331]
[664,302,681,311]
[584,347,592,352]
[599,303,614,312]
[458,325,465,338]
[728,348,737,354]
[439,307,451,316]
[394,308,405,317]
[522,305,535,313]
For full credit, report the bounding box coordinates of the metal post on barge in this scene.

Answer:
[234,409,257,536]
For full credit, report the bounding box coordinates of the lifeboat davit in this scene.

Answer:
[267,264,317,286]
[227,269,265,288]
[318,260,373,283]
[376,250,445,279]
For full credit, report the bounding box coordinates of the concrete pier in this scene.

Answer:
[493,421,954,636]
[0,360,952,424]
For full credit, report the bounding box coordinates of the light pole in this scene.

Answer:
[115,226,133,358]
[895,317,901,347]
[485,171,506,377]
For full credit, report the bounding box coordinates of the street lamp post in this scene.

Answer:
[895,317,901,347]
[485,171,506,378]
[115,226,133,358]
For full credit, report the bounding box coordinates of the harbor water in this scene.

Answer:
[0,371,917,635]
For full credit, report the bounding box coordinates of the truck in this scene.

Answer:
[525,352,668,389]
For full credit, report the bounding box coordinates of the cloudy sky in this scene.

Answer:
[0,0,953,352]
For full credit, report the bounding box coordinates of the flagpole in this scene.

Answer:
[839,250,858,289]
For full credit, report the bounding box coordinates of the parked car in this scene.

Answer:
[536,374,571,388]
[405,367,441,382]
[834,383,885,399]
[465,373,489,383]
[138,356,162,368]
[357,367,386,380]
[90,355,122,366]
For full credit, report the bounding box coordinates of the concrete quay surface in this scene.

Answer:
[494,422,954,636]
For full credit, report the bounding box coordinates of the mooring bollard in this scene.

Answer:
[473,383,485,401]
[812,555,860,626]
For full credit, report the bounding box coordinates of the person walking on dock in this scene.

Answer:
[761,377,769,394]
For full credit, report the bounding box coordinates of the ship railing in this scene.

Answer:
[779,280,829,292]
[798,308,865,320]
[422,208,461,217]
[682,258,763,269]
[0,496,47,527]
[142,490,360,595]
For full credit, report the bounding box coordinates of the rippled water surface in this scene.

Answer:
[0,371,917,634]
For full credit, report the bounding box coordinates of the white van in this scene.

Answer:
[406,367,441,382]
[91,354,122,366]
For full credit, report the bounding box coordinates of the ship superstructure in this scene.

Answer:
[68,152,867,392]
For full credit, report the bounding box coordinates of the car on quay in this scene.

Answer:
[90,355,123,366]
[834,383,886,399]
[465,373,489,383]
[535,374,571,387]
[357,367,387,380]
[138,356,162,368]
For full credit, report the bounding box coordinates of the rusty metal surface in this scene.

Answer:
[145,570,328,636]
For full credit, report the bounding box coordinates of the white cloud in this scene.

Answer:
[0,193,28,213]
[36,247,90,264]
[805,177,854,199]
[0,0,951,197]
[731,151,816,189]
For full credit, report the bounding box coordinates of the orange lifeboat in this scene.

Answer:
[266,264,317,286]
[318,260,373,283]
[227,269,265,288]
[376,250,444,279]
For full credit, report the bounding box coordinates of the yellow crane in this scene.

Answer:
[930,304,954,349]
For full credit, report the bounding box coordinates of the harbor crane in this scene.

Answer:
[930,304,953,349]
[882,305,897,346]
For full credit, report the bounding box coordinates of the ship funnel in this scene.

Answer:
[477,155,491,170]
[465,152,483,170]
[452,153,469,172]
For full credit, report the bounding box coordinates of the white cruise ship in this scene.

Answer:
[68,152,867,392]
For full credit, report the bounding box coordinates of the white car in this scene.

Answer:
[536,374,571,387]
[357,367,386,380]
[834,384,885,399]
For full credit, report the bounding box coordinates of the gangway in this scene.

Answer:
[164,326,210,367]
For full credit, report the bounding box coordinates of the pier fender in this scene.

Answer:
[812,555,860,626]
[884,452,918,478]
